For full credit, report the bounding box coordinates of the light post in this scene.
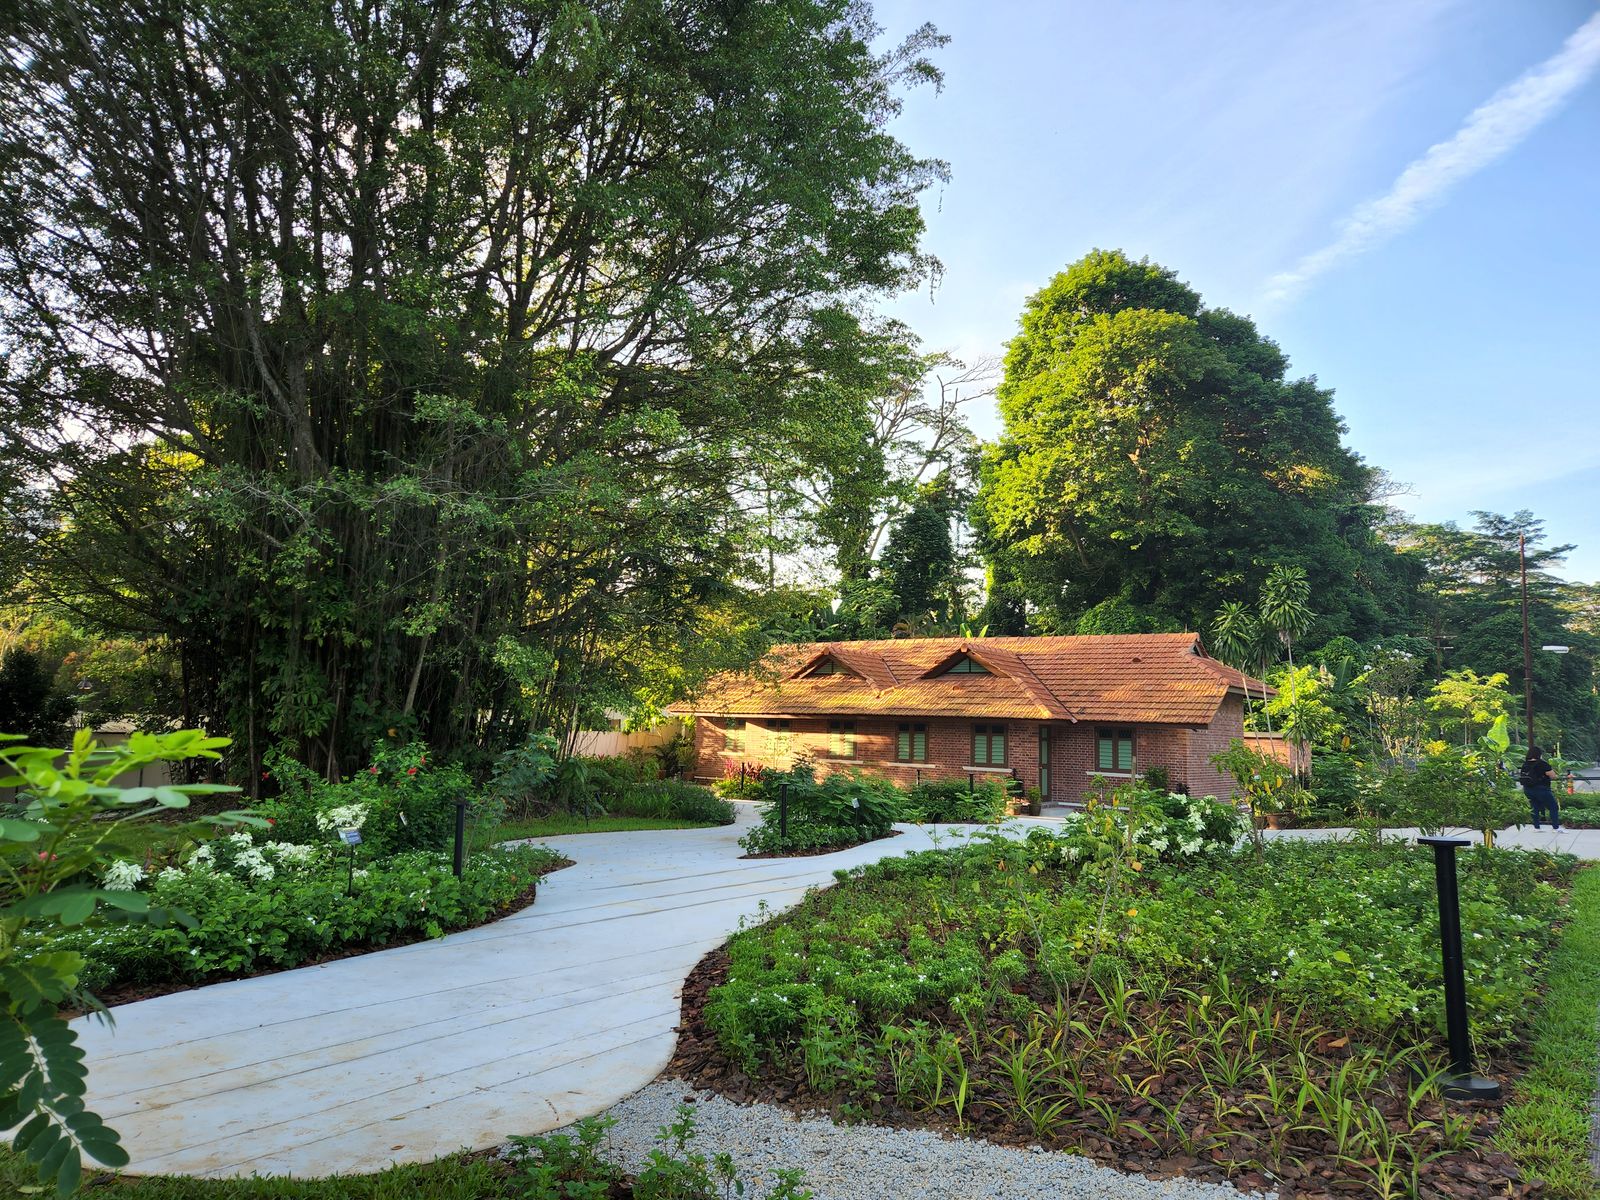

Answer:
[1418,836,1499,1100]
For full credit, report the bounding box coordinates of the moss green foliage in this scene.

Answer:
[706,830,1568,1190]
[737,764,901,855]
[899,777,1009,824]
[1374,716,1524,842]
[1497,865,1600,1198]
[1,731,257,1197]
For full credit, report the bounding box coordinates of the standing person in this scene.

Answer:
[1520,745,1561,830]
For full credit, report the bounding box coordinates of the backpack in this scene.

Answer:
[1518,759,1546,788]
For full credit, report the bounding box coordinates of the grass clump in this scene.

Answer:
[1497,863,1600,1198]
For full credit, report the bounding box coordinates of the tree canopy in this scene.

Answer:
[0,0,946,779]
[973,250,1417,641]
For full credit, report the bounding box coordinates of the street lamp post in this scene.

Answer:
[1520,534,1534,748]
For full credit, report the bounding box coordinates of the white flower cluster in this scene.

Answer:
[233,846,275,881]
[316,803,370,832]
[101,860,147,891]
[263,841,319,866]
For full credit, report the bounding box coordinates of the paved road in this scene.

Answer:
[71,807,1007,1178]
[70,808,1600,1179]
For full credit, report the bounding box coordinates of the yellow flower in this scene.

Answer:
[1126,907,1138,918]
[1129,860,1143,872]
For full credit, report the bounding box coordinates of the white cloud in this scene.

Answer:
[1263,8,1600,304]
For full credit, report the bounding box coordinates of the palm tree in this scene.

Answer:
[1210,601,1269,730]
[1259,565,1315,775]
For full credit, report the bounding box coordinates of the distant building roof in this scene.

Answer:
[671,633,1271,726]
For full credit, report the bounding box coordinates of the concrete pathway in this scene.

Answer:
[1265,823,1600,857]
[72,807,1016,1179]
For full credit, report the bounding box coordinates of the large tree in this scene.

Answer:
[1392,511,1597,756]
[973,250,1416,639]
[0,0,945,780]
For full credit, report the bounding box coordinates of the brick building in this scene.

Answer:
[670,634,1270,806]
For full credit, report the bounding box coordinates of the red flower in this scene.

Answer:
[406,767,418,776]
[266,818,276,826]
[261,770,271,781]
[368,766,380,775]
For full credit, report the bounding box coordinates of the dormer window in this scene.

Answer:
[939,655,990,675]
[803,657,859,678]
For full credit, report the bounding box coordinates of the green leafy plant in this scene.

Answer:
[899,777,1008,824]
[738,764,899,856]
[0,729,255,1196]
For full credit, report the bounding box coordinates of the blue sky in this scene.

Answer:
[871,0,1600,581]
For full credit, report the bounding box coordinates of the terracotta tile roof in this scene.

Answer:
[673,633,1272,726]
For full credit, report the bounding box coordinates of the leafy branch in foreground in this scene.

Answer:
[0,729,258,1195]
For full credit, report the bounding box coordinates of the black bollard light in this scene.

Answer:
[453,798,468,878]
[1417,836,1499,1100]
[779,782,789,840]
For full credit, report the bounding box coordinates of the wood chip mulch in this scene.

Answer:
[667,946,1541,1200]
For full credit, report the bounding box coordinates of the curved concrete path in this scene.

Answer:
[71,807,1013,1179]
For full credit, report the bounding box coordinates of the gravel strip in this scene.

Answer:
[534,1080,1274,1200]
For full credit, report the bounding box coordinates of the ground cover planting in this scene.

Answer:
[673,791,1577,1199]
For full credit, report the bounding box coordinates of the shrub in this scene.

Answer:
[1382,736,1523,841]
[260,739,480,857]
[899,776,1008,824]
[609,780,734,825]
[51,842,564,993]
[487,734,559,817]
[1125,786,1246,859]
[738,764,898,855]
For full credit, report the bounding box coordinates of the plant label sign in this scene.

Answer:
[339,828,363,846]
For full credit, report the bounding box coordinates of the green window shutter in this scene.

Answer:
[913,726,927,761]
[897,726,911,761]
[1097,732,1114,771]
[1117,731,1134,771]
[992,727,1006,765]
[972,726,988,765]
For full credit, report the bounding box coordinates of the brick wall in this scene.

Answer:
[689,700,1250,804]
[1187,694,1245,800]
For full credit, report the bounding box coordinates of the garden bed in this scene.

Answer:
[49,841,571,1003]
[667,829,1577,1199]
[64,854,570,1014]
